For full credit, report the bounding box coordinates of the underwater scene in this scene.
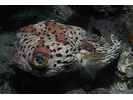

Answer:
[0,5,133,94]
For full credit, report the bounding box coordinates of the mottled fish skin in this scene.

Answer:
[12,20,121,77]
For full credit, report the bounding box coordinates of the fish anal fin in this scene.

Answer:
[80,68,93,79]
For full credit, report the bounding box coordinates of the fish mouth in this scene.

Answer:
[31,67,61,77]
[28,65,48,77]
[31,63,73,77]
[36,67,48,73]
[31,68,59,77]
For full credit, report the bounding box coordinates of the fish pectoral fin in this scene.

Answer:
[81,53,108,79]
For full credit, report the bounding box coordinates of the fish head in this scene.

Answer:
[12,20,76,77]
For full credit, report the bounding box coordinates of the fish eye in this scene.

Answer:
[33,55,49,68]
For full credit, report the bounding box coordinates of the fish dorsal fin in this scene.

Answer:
[89,21,111,39]
[81,53,108,79]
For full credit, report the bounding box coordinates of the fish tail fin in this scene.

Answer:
[80,35,121,79]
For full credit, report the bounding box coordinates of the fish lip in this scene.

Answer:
[34,64,72,76]
[36,66,48,73]
[36,67,60,73]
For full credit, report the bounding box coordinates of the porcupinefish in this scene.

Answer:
[12,20,121,79]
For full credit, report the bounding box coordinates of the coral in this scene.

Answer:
[117,46,133,78]
[127,80,133,89]
[0,82,15,94]
[49,5,73,23]
[90,88,110,94]
[36,5,73,23]
[126,66,133,78]
[114,82,127,92]
[97,18,121,35]
[0,5,73,31]
[116,6,133,92]
[93,5,128,19]
[121,6,133,44]
[65,88,86,94]
[0,31,17,93]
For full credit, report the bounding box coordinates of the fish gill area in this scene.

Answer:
[0,5,133,94]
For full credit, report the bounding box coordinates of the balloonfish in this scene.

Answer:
[12,20,121,79]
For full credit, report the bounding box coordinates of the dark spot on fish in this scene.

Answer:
[74,31,76,34]
[28,53,31,57]
[76,37,78,41]
[18,37,20,41]
[40,37,44,39]
[53,64,56,67]
[31,46,35,50]
[21,34,24,37]
[64,42,69,45]
[53,49,56,52]
[55,35,58,37]
[62,61,67,64]
[77,28,80,30]
[26,40,32,44]
[50,55,53,59]
[28,45,32,48]
[45,27,47,30]
[70,31,73,34]
[66,54,72,57]
[23,38,28,42]
[24,34,27,37]
[48,28,51,31]
[73,48,76,51]
[52,31,56,34]
[20,46,23,51]
[23,54,26,58]
[71,41,74,45]
[43,31,46,33]
[56,53,62,57]
[80,59,83,63]
[57,60,61,64]
[46,23,48,26]
[42,44,45,47]
[47,34,50,37]
[78,48,81,51]
[66,50,69,54]
[46,45,50,49]
[57,47,62,51]
[37,32,41,36]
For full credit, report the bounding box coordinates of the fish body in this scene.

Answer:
[12,20,121,78]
